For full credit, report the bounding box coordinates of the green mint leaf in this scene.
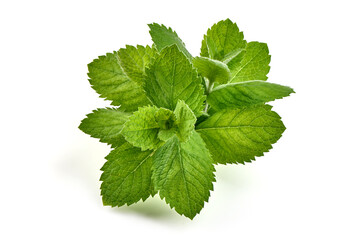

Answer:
[118,45,158,86]
[144,45,206,117]
[195,112,210,127]
[174,100,196,142]
[121,106,163,151]
[196,105,285,164]
[88,52,151,111]
[207,81,295,110]
[222,48,244,64]
[155,107,176,130]
[201,19,247,61]
[158,129,176,142]
[228,41,271,83]
[152,131,215,219]
[78,108,130,148]
[121,102,196,149]
[192,56,230,84]
[100,143,155,206]
[148,23,192,60]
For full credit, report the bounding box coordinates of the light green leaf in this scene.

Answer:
[88,52,151,111]
[148,23,192,60]
[196,105,285,164]
[100,143,155,207]
[174,100,196,142]
[155,108,176,130]
[222,48,244,64]
[121,106,161,150]
[118,45,157,86]
[78,108,130,148]
[152,131,215,219]
[144,45,206,117]
[192,57,230,84]
[228,41,271,83]
[158,129,176,142]
[207,81,295,110]
[200,19,246,61]
[195,112,210,127]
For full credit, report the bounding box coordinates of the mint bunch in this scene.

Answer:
[79,19,294,219]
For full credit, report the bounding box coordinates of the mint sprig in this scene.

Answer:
[79,19,294,219]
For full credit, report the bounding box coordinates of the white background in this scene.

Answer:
[1,0,359,239]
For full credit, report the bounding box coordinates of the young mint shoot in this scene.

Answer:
[79,19,294,219]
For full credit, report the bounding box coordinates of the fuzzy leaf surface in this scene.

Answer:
[78,108,130,148]
[119,45,157,86]
[121,106,161,151]
[192,57,230,84]
[152,131,215,219]
[196,105,285,164]
[228,42,271,83]
[100,143,155,206]
[88,52,151,111]
[174,100,196,142]
[155,108,176,130]
[201,19,247,61]
[158,129,176,142]
[148,23,192,60]
[208,81,295,110]
[144,45,205,117]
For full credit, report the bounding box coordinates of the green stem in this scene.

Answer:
[204,81,214,113]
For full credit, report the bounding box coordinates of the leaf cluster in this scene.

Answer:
[79,19,294,219]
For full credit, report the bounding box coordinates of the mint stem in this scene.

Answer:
[204,81,214,113]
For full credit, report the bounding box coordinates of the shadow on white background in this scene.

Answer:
[55,133,258,224]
